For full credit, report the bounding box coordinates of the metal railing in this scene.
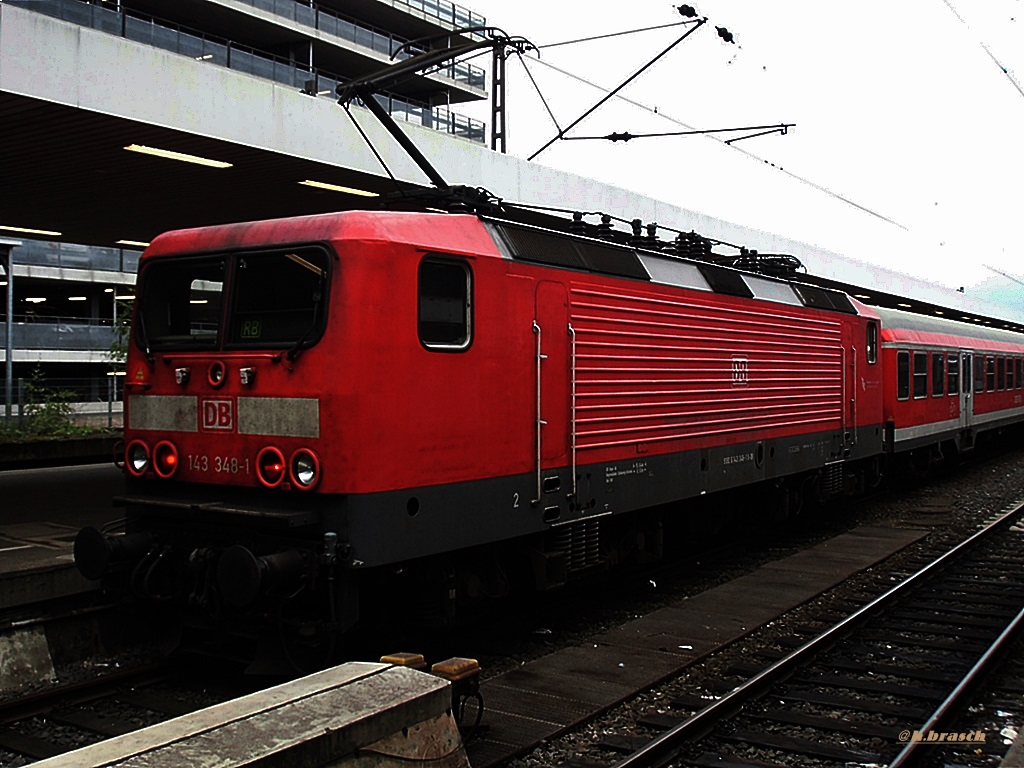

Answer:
[0,320,119,351]
[6,0,486,142]
[13,239,141,274]
[231,0,486,89]
[0,375,124,429]
[385,0,485,34]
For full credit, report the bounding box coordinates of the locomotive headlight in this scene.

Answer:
[153,441,179,479]
[256,446,287,488]
[126,440,150,477]
[290,449,321,490]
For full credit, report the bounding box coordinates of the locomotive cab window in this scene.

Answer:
[866,322,878,364]
[932,353,945,397]
[227,248,330,348]
[137,257,225,350]
[913,352,928,399]
[419,258,472,350]
[897,351,910,400]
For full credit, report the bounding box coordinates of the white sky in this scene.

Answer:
[458,0,1024,296]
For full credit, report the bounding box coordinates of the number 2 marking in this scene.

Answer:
[513,492,520,509]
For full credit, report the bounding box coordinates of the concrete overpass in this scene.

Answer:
[1,1,1020,330]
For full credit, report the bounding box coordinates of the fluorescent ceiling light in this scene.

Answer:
[116,239,151,247]
[195,53,213,61]
[190,299,209,304]
[114,295,135,300]
[104,288,114,293]
[0,224,62,236]
[125,144,232,169]
[26,297,46,303]
[934,310,944,315]
[853,294,870,299]
[68,296,87,301]
[299,179,378,197]
[897,303,912,308]
[0,281,6,287]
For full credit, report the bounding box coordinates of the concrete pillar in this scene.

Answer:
[0,239,21,421]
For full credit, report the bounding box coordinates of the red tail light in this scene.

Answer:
[126,440,150,477]
[153,441,179,479]
[256,446,286,488]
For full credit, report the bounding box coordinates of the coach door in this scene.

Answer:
[960,351,975,433]
[533,282,571,501]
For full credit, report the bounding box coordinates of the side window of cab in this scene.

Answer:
[418,257,472,351]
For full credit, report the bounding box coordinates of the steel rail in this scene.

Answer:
[888,602,1024,767]
[610,499,1024,768]
[0,660,172,724]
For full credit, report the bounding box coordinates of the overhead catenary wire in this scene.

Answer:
[983,264,1024,287]
[537,20,691,50]
[561,123,795,143]
[520,54,907,230]
[517,53,563,136]
[526,18,707,161]
[938,0,1024,99]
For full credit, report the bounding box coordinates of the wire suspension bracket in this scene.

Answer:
[336,29,535,195]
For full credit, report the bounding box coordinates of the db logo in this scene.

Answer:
[201,398,234,431]
[731,356,749,387]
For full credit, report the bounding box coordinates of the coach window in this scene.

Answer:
[1008,357,1015,390]
[913,352,928,398]
[897,351,910,400]
[419,257,472,350]
[932,353,945,397]
[997,357,1006,390]
[985,356,995,391]
[974,356,986,393]
[947,354,960,395]
[1017,358,1023,389]
[866,322,878,364]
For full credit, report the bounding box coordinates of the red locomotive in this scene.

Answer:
[74,209,1024,658]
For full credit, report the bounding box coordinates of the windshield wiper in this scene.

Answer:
[285,284,323,363]
[134,307,155,365]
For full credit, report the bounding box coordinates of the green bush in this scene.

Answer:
[21,368,77,437]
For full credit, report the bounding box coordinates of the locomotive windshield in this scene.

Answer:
[137,247,330,352]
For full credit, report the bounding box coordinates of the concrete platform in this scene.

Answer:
[467,524,928,768]
[0,461,124,613]
[0,521,96,611]
[30,662,469,768]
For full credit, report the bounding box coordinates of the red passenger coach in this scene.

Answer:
[876,306,1024,458]
[74,210,910,653]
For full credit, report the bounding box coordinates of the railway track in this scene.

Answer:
[596,501,1024,768]
[0,657,258,764]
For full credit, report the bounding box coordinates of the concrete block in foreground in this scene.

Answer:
[32,662,469,767]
